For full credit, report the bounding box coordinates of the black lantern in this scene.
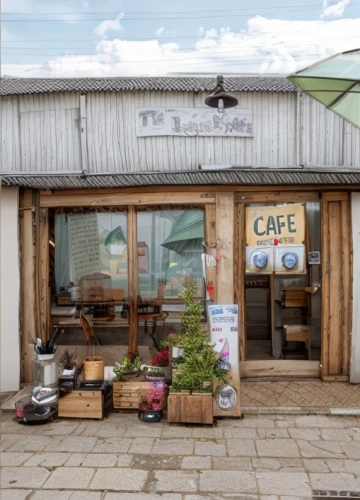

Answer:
[205,75,238,112]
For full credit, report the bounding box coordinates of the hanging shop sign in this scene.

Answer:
[246,204,306,247]
[136,107,253,138]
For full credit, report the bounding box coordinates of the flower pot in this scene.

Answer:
[138,409,163,423]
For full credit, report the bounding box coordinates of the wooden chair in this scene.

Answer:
[283,324,311,359]
[137,280,169,350]
[80,309,100,355]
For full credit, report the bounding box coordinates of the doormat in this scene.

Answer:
[313,491,360,499]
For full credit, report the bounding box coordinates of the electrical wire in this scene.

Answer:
[0,5,345,22]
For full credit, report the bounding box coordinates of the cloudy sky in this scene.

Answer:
[1,0,360,77]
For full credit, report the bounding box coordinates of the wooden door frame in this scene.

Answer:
[235,191,323,378]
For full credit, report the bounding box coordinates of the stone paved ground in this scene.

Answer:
[242,381,360,408]
[1,411,360,500]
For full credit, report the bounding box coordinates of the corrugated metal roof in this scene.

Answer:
[0,76,296,96]
[2,169,360,189]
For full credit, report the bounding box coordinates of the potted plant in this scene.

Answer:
[113,353,142,381]
[112,354,152,410]
[138,382,166,423]
[166,277,227,424]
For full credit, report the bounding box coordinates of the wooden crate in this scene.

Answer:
[167,392,213,424]
[284,290,308,308]
[58,390,103,419]
[113,381,153,410]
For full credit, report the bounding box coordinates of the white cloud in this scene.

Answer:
[94,19,122,37]
[321,0,350,18]
[156,27,165,36]
[94,15,124,37]
[3,16,360,77]
[82,1,89,7]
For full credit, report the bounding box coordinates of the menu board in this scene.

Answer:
[68,214,101,280]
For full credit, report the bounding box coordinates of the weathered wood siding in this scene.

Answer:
[1,91,359,173]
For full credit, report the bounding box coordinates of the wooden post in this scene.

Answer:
[38,207,50,342]
[216,193,234,303]
[214,192,241,417]
[204,204,216,302]
[321,193,351,379]
[20,189,37,382]
[127,206,138,356]
[234,203,246,361]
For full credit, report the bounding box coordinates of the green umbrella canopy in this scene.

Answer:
[288,48,360,128]
[161,211,204,254]
[105,226,127,256]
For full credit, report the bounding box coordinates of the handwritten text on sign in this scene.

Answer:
[68,213,101,280]
[246,204,306,246]
[136,107,253,137]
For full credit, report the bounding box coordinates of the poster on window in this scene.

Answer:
[68,214,101,280]
[137,242,148,274]
[246,204,306,247]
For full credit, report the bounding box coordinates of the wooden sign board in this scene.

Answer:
[246,204,306,247]
[136,107,253,138]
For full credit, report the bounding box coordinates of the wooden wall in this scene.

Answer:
[2,91,360,174]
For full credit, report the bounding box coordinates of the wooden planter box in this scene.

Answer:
[167,392,213,424]
[113,381,152,410]
[58,390,103,419]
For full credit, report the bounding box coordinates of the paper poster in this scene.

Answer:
[246,204,305,246]
[68,213,101,280]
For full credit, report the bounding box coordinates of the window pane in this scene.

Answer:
[54,212,128,296]
[137,209,205,298]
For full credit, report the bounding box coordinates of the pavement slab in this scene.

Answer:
[0,490,32,500]
[199,470,257,494]
[1,466,51,489]
[256,472,312,496]
[89,468,148,491]
[43,466,96,490]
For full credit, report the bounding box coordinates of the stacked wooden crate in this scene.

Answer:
[113,381,152,410]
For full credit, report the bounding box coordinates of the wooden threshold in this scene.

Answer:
[240,360,321,378]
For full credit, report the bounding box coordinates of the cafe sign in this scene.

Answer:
[246,204,306,247]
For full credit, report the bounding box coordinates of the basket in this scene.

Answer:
[82,356,104,381]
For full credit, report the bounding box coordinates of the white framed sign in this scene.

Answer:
[136,107,253,138]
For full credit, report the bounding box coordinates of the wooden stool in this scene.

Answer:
[283,325,311,359]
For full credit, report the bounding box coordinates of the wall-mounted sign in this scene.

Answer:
[246,204,306,247]
[136,107,253,138]
[308,251,321,265]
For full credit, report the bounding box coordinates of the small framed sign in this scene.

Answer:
[308,251,321,265]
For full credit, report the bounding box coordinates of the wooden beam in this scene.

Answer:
[234,204,246,361]
[38,208,50,342]
[40,192,216,208]
[321,198,330,378]
[214,192,241,418]
[328,201,343,375]
[204,204,216,304]
[341,199,351,375]
[40,185,360,198]
[236,191,320,203]
[321,194,352,378]
[216,193,234,303]
[240,360,320,378]
[127,206,138,356]
[322,192,349,202]
[20,189,36,383]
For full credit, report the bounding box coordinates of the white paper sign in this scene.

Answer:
[68,213,101,280]
[136,107,253,137]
